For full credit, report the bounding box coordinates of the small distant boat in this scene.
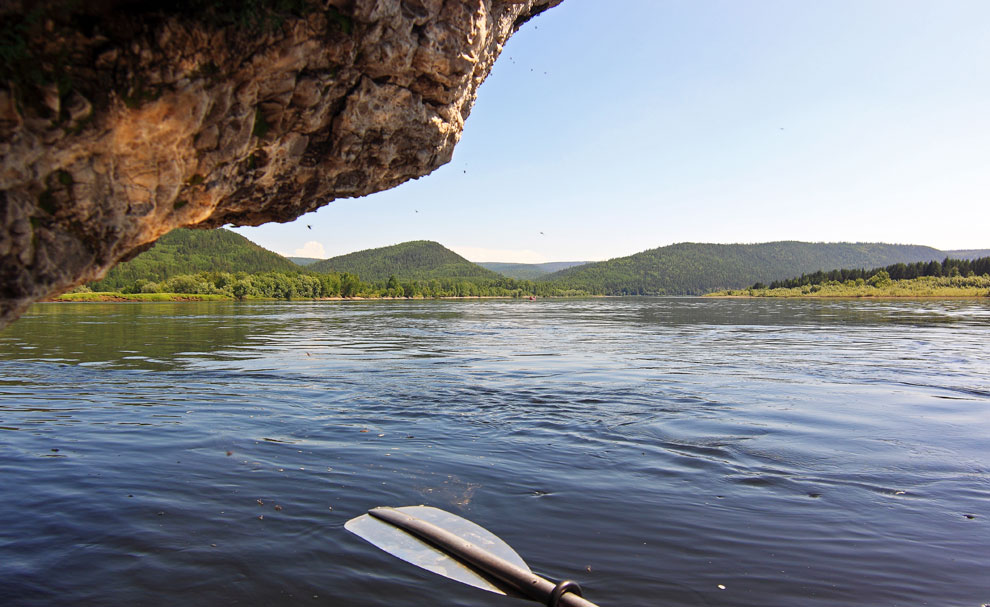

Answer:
[529,296,536,301]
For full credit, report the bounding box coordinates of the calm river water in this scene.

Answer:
[0,298,988,606]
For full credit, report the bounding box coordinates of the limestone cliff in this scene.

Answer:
[0,0,562,327]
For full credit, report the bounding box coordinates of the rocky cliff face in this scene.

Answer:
[0,0,561,327]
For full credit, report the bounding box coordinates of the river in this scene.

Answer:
[1,298,988,606]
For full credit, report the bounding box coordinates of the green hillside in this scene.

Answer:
[543,242,945,295]
[479,261,589,280]
[88,228,299,291]
[308,241,502,283]
[945,249,990,260]
[287,257,323,266]
[85,232,977,298]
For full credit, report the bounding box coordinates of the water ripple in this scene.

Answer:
[1,298,988,606]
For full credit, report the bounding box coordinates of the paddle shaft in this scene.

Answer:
[369,507,600,607]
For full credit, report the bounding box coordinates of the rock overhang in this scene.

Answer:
[0,0,563,327]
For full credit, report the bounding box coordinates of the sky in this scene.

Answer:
[233,0,990,263]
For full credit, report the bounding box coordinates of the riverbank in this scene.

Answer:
[48,292,541,303]
[51,292,230,302]
[707,275,990,298]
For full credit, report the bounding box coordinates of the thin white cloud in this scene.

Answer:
[450,246,547,264]
[293,241,327,259]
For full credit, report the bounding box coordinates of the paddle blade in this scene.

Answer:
[345,505,531,595]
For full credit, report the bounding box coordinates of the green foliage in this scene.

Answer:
[231,279,251,300]
[542,242,949,296]
[287,256,322,266]
[339,272,361,298]
[866,270,892,287]
[54,291,229,302]
[86,234,594,301]
[944,249,990,260]
[714,274,990,298]
[86,268,590,301]
[309,241,504,283]
[163,274,212,294]
[88,228,299,291]
[479,261,590,280]
[73,230,990,302]
[766,257,990,289]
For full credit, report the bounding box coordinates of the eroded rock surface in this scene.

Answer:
[0,0,561,327]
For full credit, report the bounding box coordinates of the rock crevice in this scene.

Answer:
[0,0,562,327]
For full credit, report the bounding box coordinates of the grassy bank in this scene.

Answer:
[708,275,990,298]
[52,292,232,302]
[49,292,537,303]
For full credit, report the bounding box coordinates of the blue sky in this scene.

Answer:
[234,0,990,263]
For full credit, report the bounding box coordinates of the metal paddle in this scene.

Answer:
[346,505,601,606]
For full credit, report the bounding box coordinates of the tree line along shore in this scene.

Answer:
[709,257,990,298]
[54,270,591,302]
[56,268,990,303]
[47,229,990,302]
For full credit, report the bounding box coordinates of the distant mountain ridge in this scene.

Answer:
[88,230,983,296]
[308,240,501,283]
[478,261,589,280]
[541,241,948,295]
[944,249,990,260]
[288,257,324,266]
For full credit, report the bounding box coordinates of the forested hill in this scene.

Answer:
[287,257,323,266]
[479,261,589,280]
[945,249,990,260]
[88,229,299,291]
[307,241,501,283]
[541,242,946,295]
